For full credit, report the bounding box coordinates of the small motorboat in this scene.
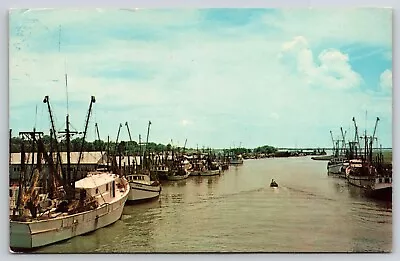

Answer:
[270,179,278,187]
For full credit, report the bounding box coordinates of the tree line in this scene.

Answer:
[9,135,278,155]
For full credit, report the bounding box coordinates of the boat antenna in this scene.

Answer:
[65,58,69,116]
[59,25,69,116]
[34,104,38,129]
[365,110,367,136]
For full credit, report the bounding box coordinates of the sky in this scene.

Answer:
[9,8,393,149]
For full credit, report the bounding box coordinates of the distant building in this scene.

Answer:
[9,151,106,182]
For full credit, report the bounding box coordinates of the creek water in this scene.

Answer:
[35,156,392,253]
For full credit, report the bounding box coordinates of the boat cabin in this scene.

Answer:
[75,172,119,205]
[126,174,151,184]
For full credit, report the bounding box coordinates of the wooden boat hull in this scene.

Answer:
[10,182,129,251]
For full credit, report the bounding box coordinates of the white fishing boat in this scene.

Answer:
[346,159,392,201]
[126,173,161,203]
[367,174,392,201]
[229,155,244,165]
[199,169,221,176]
[345,159,375,188]
[167,169,190,181]
[327,157,348,176]
[10,171,129,251]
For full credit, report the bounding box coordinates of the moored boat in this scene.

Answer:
[366,174,392,201]
[126,173,161,203]
[229,155,244,165]
[10,171,129,251]
[167,169,190,181]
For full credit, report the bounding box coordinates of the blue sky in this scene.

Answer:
[9,8,393,149]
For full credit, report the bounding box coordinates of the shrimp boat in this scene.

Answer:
[10,96,131,251]
[367,172,392,201]
[166,149,191,181]
[126,173,161,203]
[345,159,375,188]
[229,155,244,165]
[346,160,392,201]
[345,116,392,201]
[167,168,190,181]
[10,171,129,251]
[190,159,221,176]
[123,121,161,203]
[327,129,349,177]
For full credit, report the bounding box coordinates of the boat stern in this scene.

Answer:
[10,221,32,250]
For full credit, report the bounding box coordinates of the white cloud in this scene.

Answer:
[380,69,392,91]
[264,8,392,48]
[269,112,280,120]
[280,36,362,90]
[180,119,192,126]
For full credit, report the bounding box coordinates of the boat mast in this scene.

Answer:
[125,122,133,173]
[352,117,360,158]
[125,122,133,142]
[139,134,142,170]
[65,115,72,196]
[340,127,347,156]
[76,96,96,180]
[330,131,336,157]
[144,121,152,171]
[43,96,65,186]
[114,123,122,154]
[369,117,380,163]
[113,124,123,174]
[95,123,103,156]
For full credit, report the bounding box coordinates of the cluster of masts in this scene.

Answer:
[330,116,381,164]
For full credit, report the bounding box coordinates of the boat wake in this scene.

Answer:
[283,186,335,202]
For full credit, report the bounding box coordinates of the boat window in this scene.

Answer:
[95,188,99,194]
[385,178,390,183]
[106,183,109,191]
[379,178,382,183]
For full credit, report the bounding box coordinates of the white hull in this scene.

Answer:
[201,170,221,176]
[127,182,161,202]
[190,169,220,176]
[10,176,130,250]
[230,160,243,165]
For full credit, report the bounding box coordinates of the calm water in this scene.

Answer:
[35,157,392,253]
